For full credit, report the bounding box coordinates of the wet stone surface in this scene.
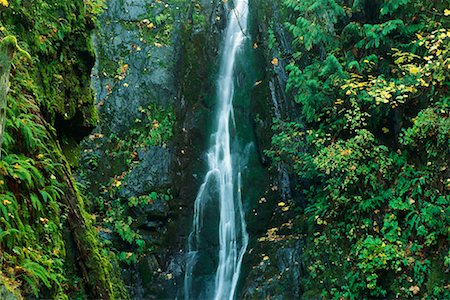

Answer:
[119,146,172,198]
[91,0,178,135]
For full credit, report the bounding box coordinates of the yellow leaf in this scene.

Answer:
[263,256,269,261]
[445,9,450,16]
[0,0,8,7]
[277,202,286,207]
[409,66,420,75]
[409,285,420,295]
[271,57,279,66]
[382,127,390,134]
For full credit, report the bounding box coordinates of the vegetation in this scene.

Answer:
[0,0,126,299]
[266,0,450,298]
[2,0,449,298]
[79,104,175,265]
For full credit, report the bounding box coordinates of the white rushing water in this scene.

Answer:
[184,1,249,299]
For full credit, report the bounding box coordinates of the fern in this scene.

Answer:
[29,193,43,212]
[380,0,413,16]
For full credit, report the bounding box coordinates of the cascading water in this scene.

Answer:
[184,1,249,299]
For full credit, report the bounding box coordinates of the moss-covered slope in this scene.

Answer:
[0,1,127,299]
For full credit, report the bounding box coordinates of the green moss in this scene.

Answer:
[0,1,128,299]
[75,187,128,299]
[0,273,23,300]
[60,137,81,168]
[1,0,98,130]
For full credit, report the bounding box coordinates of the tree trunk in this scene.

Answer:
[0,36,17,156]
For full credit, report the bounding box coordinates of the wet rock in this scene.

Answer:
[242,239,304,300]
[119,146,172,198]
[91,0,178,135]
[107,0,150,22]
[0,285,21,300]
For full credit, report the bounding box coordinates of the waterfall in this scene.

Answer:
[184,1,249,299]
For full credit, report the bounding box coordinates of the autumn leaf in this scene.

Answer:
[0,0,8,7]
[409,285,420,295]
[114,180,122,187]
[281,206,290,212]
[409,66,420,75]
[271,57,279,66]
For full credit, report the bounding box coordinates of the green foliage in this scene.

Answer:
[90,186,173,265]
[84,0,107,22]
[0,57,68,298]
[268,0,450,297]
[0,1,128,298]
[78,103,174,266]
[0,0,98,127]
[137,0,187,47]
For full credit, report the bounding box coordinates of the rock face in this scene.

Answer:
[91,1,178,135]
[79,0,183,298]
[79,0,304,298]
[119,147,172,198]
[240,1,305,299]
[78,0,226,298]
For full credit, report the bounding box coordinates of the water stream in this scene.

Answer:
[184,1,249,299]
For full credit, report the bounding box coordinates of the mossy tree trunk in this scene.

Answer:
[58,160,128,299]
[0,36,16,156]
